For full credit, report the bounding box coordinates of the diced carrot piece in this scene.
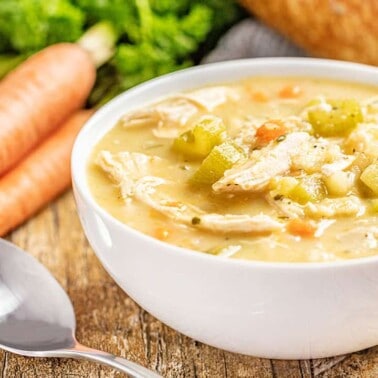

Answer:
[255,120,287,145]
[244,84,269,103]
[287,219,317,238]
[278,85,302,99]
[154,227,170,241]
[251,91,268,102]
[161,200,182,207]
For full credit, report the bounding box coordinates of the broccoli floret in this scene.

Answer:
[0,0,84,52]
[0,0,243,105]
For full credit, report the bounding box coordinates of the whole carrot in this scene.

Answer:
[0,109,93,236]
[0,43,96,175]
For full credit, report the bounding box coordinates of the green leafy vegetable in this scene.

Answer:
[0,0,84,52]
[0,0,243,105]
[74,0,139,40]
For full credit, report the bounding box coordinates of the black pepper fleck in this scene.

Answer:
[191,217,201,225]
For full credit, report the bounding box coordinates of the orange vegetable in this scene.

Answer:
[287,219,317,238]
[0,43,96,175]
[154,227,170,241]
[244,84,269,103]
[278,85,302,98]
[0,110,93,236]
[251,91,268,102]
[255,120,287,145]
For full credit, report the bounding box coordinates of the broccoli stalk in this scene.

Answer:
[77,21,118,68]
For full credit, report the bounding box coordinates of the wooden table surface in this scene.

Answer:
[1,191,378,377]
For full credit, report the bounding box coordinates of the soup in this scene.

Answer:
[88,77,378,263]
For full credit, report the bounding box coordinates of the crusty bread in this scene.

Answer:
[239,0,378,65]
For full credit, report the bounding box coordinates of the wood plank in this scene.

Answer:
[317,348,378,377]
[312,355,348,376]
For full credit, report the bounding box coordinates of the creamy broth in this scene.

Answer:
[88,77,378,262]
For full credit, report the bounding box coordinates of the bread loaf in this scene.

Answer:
[239,0,378,65]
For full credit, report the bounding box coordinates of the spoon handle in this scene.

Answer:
[63,343,162,378]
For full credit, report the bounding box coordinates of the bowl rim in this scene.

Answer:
[72,57,378,270]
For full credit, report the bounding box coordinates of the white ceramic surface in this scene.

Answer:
[72,58,378,359]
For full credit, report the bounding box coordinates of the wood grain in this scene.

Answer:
[0,191,377,377]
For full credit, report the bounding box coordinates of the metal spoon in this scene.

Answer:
[0,239,161,378]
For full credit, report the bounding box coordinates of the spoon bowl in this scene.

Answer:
[0,238,160,377]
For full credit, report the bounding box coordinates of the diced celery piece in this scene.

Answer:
[350,153,375,196]
[306,98,322,108]
[368,199,378,213]
[366,101,378,119]
[270,177,299,197]
[360,162,378,195]
[308,99,362,136]
[289,175,327,204]
[172,115,226,159]
[271,175,326,204]
[352,153,373,173]
[190,142,244,185]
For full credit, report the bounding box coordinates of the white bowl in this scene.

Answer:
[72,58,378,359]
